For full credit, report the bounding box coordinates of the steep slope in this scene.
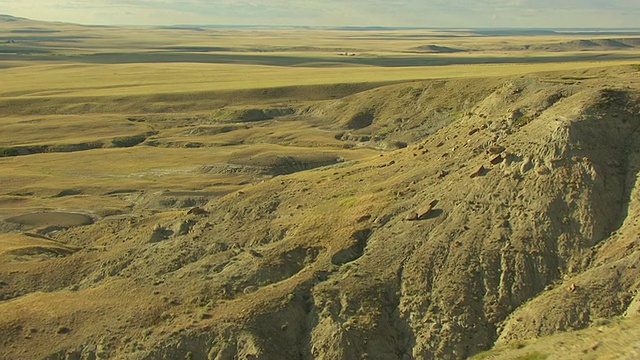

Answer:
[0,66,640,359]
[472,314,640,359]
[149,70,640,359]
[302,77,505,149]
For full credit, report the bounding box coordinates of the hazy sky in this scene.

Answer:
[1,0,639,28]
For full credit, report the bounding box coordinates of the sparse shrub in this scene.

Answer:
[183,142,204,148]
[347,110,375,129]
[49,141,103,152]
[0,146,46,157]
[111,134,148,148]
[111,132,157,148]
[0,147,19,157]
[513,115,533,127]
[56,326,71,334]
[392,140,408,149]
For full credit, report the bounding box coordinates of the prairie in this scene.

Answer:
[1,14,640,360]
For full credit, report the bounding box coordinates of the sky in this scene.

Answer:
[1,0,639,28]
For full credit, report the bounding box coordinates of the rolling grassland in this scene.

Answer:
[2,14,640,359]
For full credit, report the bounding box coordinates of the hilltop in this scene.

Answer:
[0,15,22,21]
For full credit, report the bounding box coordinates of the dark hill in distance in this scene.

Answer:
[528,38,640,51]
[0,15,22,22]
[409,44,465,53]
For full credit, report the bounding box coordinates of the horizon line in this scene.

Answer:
[3,14,640,32]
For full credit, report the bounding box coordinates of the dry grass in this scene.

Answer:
[471,316,640,360]
[2,16,640,360]
[3,61,639,98]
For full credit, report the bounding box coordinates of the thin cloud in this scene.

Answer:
[0,0,638,27]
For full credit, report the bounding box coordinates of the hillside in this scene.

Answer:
[529,38,640,52]
[3,15,640,359]
[1,64,640,359]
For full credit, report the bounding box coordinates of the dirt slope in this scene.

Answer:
[1,66,640,359]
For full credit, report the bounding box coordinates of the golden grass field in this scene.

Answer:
[2,17,635,219]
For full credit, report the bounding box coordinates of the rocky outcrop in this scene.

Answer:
[4,70,640,360]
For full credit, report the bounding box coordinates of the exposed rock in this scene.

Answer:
[57,327,71,335]
[173,220,195,236]
[470,165,487,178]
[410,200,440,220]
[488,145,506,154]
[490,154,504,165]
[537,165,551,175]
[405,212,419,221]
[149,224,172,243]
[331,229,372,265]
[187,207,208,216]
